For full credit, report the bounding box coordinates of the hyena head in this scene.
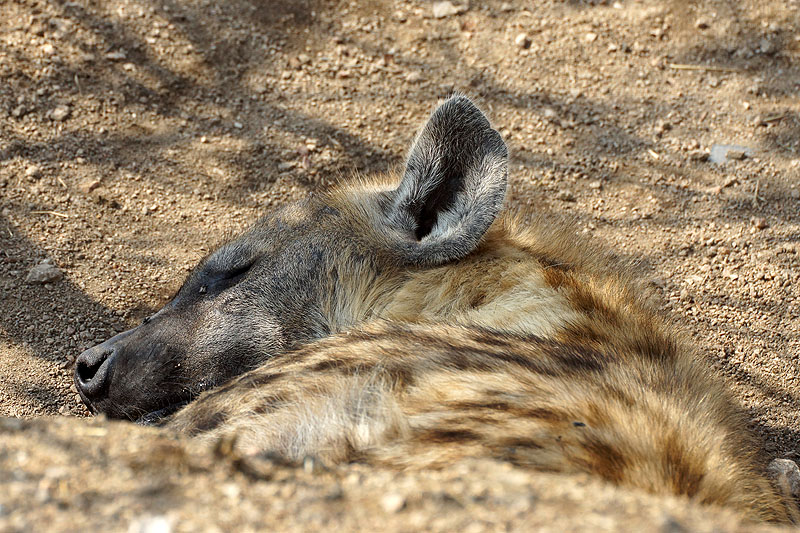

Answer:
[74,94,508,421]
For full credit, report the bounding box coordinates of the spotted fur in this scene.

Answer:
[77,95,796,522]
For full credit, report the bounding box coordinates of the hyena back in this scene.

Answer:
[76,95,795,522]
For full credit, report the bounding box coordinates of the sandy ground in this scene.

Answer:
[0,0,799,530]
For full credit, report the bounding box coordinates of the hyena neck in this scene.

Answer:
[325,216,587,339]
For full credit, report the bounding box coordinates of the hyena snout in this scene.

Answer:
[74,329,134,412]
[74,323,188,420]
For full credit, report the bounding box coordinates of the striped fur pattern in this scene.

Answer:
[77,95,796,522]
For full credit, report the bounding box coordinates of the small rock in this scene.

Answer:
[695,18,710,30]
[233,121,243,129]
[380,492,406,513]
[277,161,295,171]
[689,150,708,162]
[654,120,671,136]
[556,190,575,202]
[25,165,41,179]
[50,104,70,121]
[751,217,768,230]
[432,1,463,18]
[759,38,775,55]
[588,180,603,190]
[11,105,27,118]
[26,261,64,284]
[105,50,127,60]
[405,71,422,83]
[514,33,531,49]
[297,53,311,65]
[80,179,102,194]
[708,144,752,164]
[791,190,800,200]
[585,32,598,43]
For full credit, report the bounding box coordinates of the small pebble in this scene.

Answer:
[432,1,462,18]
[80,179,101,194]
[542,107,558,120]
[50,105,70,121]
[405,71,422,83]
[26,261,63,284]
[514,33,531,49]
[556,190,575,202]
[25,165,41,179]
[380,492,406,513]
[105,50,127,60]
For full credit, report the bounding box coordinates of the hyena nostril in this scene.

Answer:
[75,346,114,401]
[76,352,107,384]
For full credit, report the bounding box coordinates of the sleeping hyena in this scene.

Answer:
[75,95,798,522]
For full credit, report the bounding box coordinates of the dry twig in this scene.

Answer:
[30,210,69,218]
[668,63,741,73]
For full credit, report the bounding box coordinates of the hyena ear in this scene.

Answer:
[387,94,508,266]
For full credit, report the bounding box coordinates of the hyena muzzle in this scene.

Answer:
[75,95,798,522]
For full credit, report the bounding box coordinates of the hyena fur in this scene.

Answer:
[75,95,798,522]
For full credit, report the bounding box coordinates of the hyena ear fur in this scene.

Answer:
[387,94,508,266]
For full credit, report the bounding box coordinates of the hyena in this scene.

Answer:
[75,95,797,522]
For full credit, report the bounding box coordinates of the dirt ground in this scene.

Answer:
[0,0,798,530]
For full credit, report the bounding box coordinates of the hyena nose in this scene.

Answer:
[75,344,114,407]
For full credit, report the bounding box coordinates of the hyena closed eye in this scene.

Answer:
[75,95,797,522]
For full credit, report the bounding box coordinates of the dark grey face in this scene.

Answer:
[74,201,336,421]
[74,94,508,423]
